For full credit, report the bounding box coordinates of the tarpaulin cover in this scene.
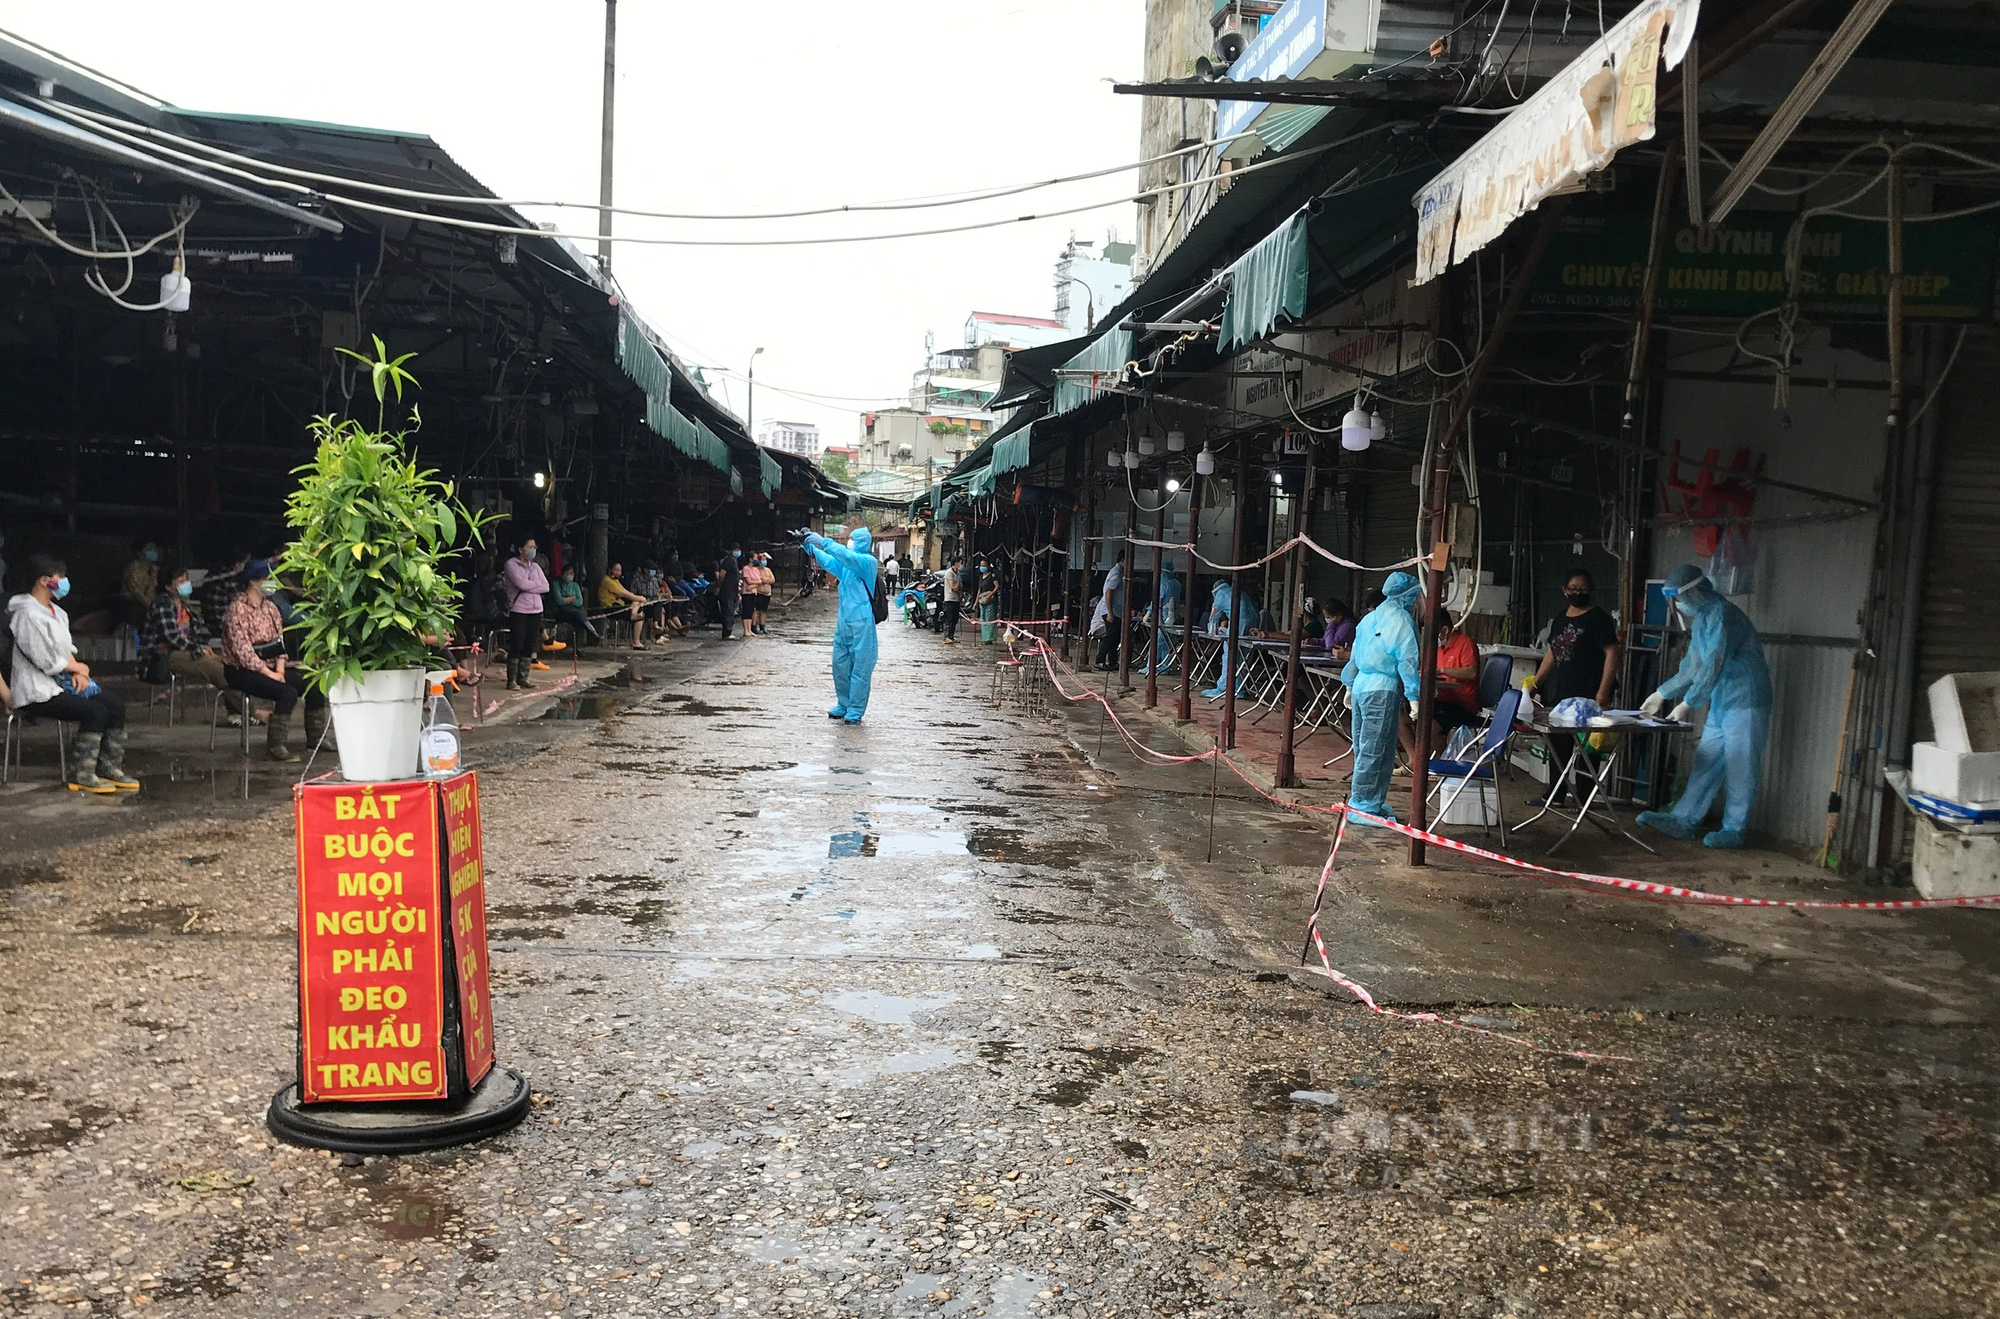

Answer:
[1220,210,1311,350]
[1051,329,1135,416]
[759,450,782,499]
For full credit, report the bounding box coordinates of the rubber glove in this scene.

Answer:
[1409,699,1422,723]
[1639,691,1666,717]
[1668,701,1694,724]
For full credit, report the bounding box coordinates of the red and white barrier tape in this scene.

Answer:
[1126,534,1424,576]
[1343,808,2000,911]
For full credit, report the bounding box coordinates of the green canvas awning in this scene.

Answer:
[1220,209,1311,351]
[616,306,674,400]
[963,464,996,499]
[758,450,782,499]
[990,426,1032,477]
[644,395,732,476]
[1051,328,1134,415]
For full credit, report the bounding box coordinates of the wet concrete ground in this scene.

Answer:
[2,602,1997,1318]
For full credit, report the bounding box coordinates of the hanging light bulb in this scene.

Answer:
[1122,444,1141,469]
[1340,405,1373,452]
[1166,429,1186,452]
[1369,410,1387,443]
[1195,444,1216,476]
[1106,447,1121,470]
[1138,434,1157,456]
[1165,477,1182,494]
[1270,470,1284,488]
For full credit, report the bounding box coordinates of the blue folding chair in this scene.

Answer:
[1428,687,1524,845]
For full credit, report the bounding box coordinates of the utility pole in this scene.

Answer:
[749,347,766,434]
[597,0,617,274]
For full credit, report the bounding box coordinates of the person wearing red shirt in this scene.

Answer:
[1401,614,1483,762]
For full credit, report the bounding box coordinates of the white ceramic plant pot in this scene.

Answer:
[327,667,426,782]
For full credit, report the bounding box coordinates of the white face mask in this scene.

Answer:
[522,547,538,562]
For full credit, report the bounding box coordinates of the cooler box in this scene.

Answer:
[1912,741,2000,808]
[1439,777,1500,826]
[1928,672,2000,754]
[1913,815,2000,900]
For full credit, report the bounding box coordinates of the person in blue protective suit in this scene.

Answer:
[1201,578,1251,700]
[799,526,880,724]
[1339,571,1424,823]
[1635,564,1773,849]
[1139,557,1184,676]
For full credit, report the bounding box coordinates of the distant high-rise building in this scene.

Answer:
[756,418,820,456]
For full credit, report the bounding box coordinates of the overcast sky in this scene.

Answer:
[3,1,1144,447]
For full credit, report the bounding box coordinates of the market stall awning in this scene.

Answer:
[991,334,1095,409]
[1411,0,1699,284]
[758,449,782,500]
[1219,210,1310,351]
[1051,329,1135,415]
[989,426,1033,477]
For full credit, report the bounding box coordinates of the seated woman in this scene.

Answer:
[1321,599,1358,662]
[549,565,601,646]
[7,554,138,793]
[596,563,653,649]
[222,559,327,763]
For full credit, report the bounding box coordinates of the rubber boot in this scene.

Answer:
[303,703,330,752]
[67,732,115,795]
[505,658,524,691]
[515,656,538,691]
[95,727,141,790]
[266,708,300,763]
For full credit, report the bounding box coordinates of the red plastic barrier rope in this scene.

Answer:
[1301,831,1630,1062]
[1343,808,2000,910]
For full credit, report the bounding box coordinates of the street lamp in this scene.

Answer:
[748,346,766,434]
[1059,275,1097,333]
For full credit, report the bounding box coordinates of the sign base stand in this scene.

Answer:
[266,1063,530,1155]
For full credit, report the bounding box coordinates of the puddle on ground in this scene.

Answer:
[0,1080,124,1157]
[542,695,622,721]
[967,827,1086,869]
[836,1046,967,1086]
[933,802,1017,820]
[774,764,864,778]
[825,990,958,1024]
[486,893,671,932]
[1035,1044,1158,1108]
[0,860,64,887]
[828,831,878,859]
[363,1185,455,1240]
[86,904,202,936]
[874,830,969,858]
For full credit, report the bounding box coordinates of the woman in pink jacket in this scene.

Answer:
[502,538,550,690]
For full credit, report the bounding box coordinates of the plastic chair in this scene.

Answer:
[1427,687,1524,845]
[2,701,69,784]
[210,687,256,756]
[1475,653,1516,711]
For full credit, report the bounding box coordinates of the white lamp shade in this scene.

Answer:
[1369,410,1387,442]
[1166,430,1186,452]
[1106,448,1121,469]
[160,264,192,314]
[1138,436,1157,456]
[1194,445,1216,476]
[1122,448,1141,469]
[1340,406,1372,452]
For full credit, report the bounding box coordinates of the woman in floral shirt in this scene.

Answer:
[222,560,326,762]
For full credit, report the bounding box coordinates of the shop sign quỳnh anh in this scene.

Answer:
[1527,209,1996,321]
[293,773,494,1104]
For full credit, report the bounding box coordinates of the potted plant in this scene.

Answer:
[280,339,488,781]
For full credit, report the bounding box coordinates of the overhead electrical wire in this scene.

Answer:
[46,97,1259,223]
[21,96,1353,248]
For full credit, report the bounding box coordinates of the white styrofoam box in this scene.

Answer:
[1510,749,1550,784]
[1913,815,2000,900]
[1912,741,2000,807]
[1928,672,2000,754]
[1439,777,1499,826]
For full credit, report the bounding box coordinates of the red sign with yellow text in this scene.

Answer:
[295,781,448,1102]
[441,773,495,1088]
